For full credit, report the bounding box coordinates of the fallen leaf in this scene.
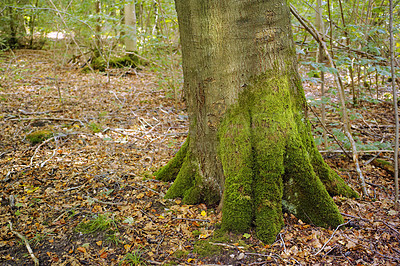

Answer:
[77,247,86,253]
[124,244,131,251]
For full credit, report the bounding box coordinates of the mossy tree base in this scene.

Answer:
[156,73,357,244]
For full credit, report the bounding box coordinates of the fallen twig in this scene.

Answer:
[18,109,63,115]
[63,185,85,192]
[382,221,400,235]
[8,221,39,266]
[313,219,352,256]
[279,233,287,254]
[208,242,242,249]
[9,117,84,126]
[29,133,66,167]
[125,51,163,68]
[85,196,127,206]
[53,210,68,224]
[319,150,393,154]
[172,217,210,223]
[340,212,368,221]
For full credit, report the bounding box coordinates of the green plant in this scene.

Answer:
[26,130,53,144]
[98,111,108,118]
[88,122,102,133]
[30,233,48,247]
[105,230,122,246]
[119,249,147,266]
[75,214,116,234]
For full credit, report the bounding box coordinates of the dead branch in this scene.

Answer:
[8,222,39,266]
[319,150,393,154]
[313,219,352,256]
[125,51,163,68]
[172,217,210,223]
[279,232,287,254]
[208,242,241,249]
[84,196,127,206]
[18,109,63,115]
[9,117,84,126]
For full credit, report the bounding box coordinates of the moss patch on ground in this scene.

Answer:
[26,130,53,144]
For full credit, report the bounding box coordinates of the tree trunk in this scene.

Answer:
[156,0,358,243]
[124,1,137,52]
[94,0,102,57]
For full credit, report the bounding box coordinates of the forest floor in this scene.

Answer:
[0,49,399,265]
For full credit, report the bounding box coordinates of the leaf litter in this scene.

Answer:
[0,50,399,265]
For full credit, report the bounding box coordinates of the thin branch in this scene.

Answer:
[172,217,210,223]
[319,150,393,154]
[8,222,39,266]
[309,106,351,159]
[29,134,61,167]
[389,0,400,208]
[18,109,62,115]
[8,117,84,126]
[126,51,163,68]
[208,242,241,249]
[313,219,352,256]
[85,196,127,206]
[279,233,287,254]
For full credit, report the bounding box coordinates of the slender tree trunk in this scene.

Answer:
[316,0,328,147]
[156,0,357,243]
[124,1,137,52]
[94,0,102,57]
[389,0,399,208]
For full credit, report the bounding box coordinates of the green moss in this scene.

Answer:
[248,73,288,243]
[90,54,139,71]
[157,137,220,205]
[218,107,254,232]
[26,130,53,144]
[173,249,189,259]
[155,139,188,182]
[162,149,201,204]
[192,230,201,238]
[375,158,392,166]
[193,231,229,257]
[282,136,344,228]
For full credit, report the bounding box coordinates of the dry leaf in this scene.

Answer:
[77,247,86,253]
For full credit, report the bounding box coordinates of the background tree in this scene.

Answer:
[156,0,358,243]
[124,0,137,52]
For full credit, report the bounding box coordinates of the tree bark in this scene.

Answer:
[156,0,358,243]
[124,1,137,52]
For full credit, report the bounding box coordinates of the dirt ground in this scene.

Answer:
[0,50,399,265]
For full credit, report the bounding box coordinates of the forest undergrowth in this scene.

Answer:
[0,50,399,265]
